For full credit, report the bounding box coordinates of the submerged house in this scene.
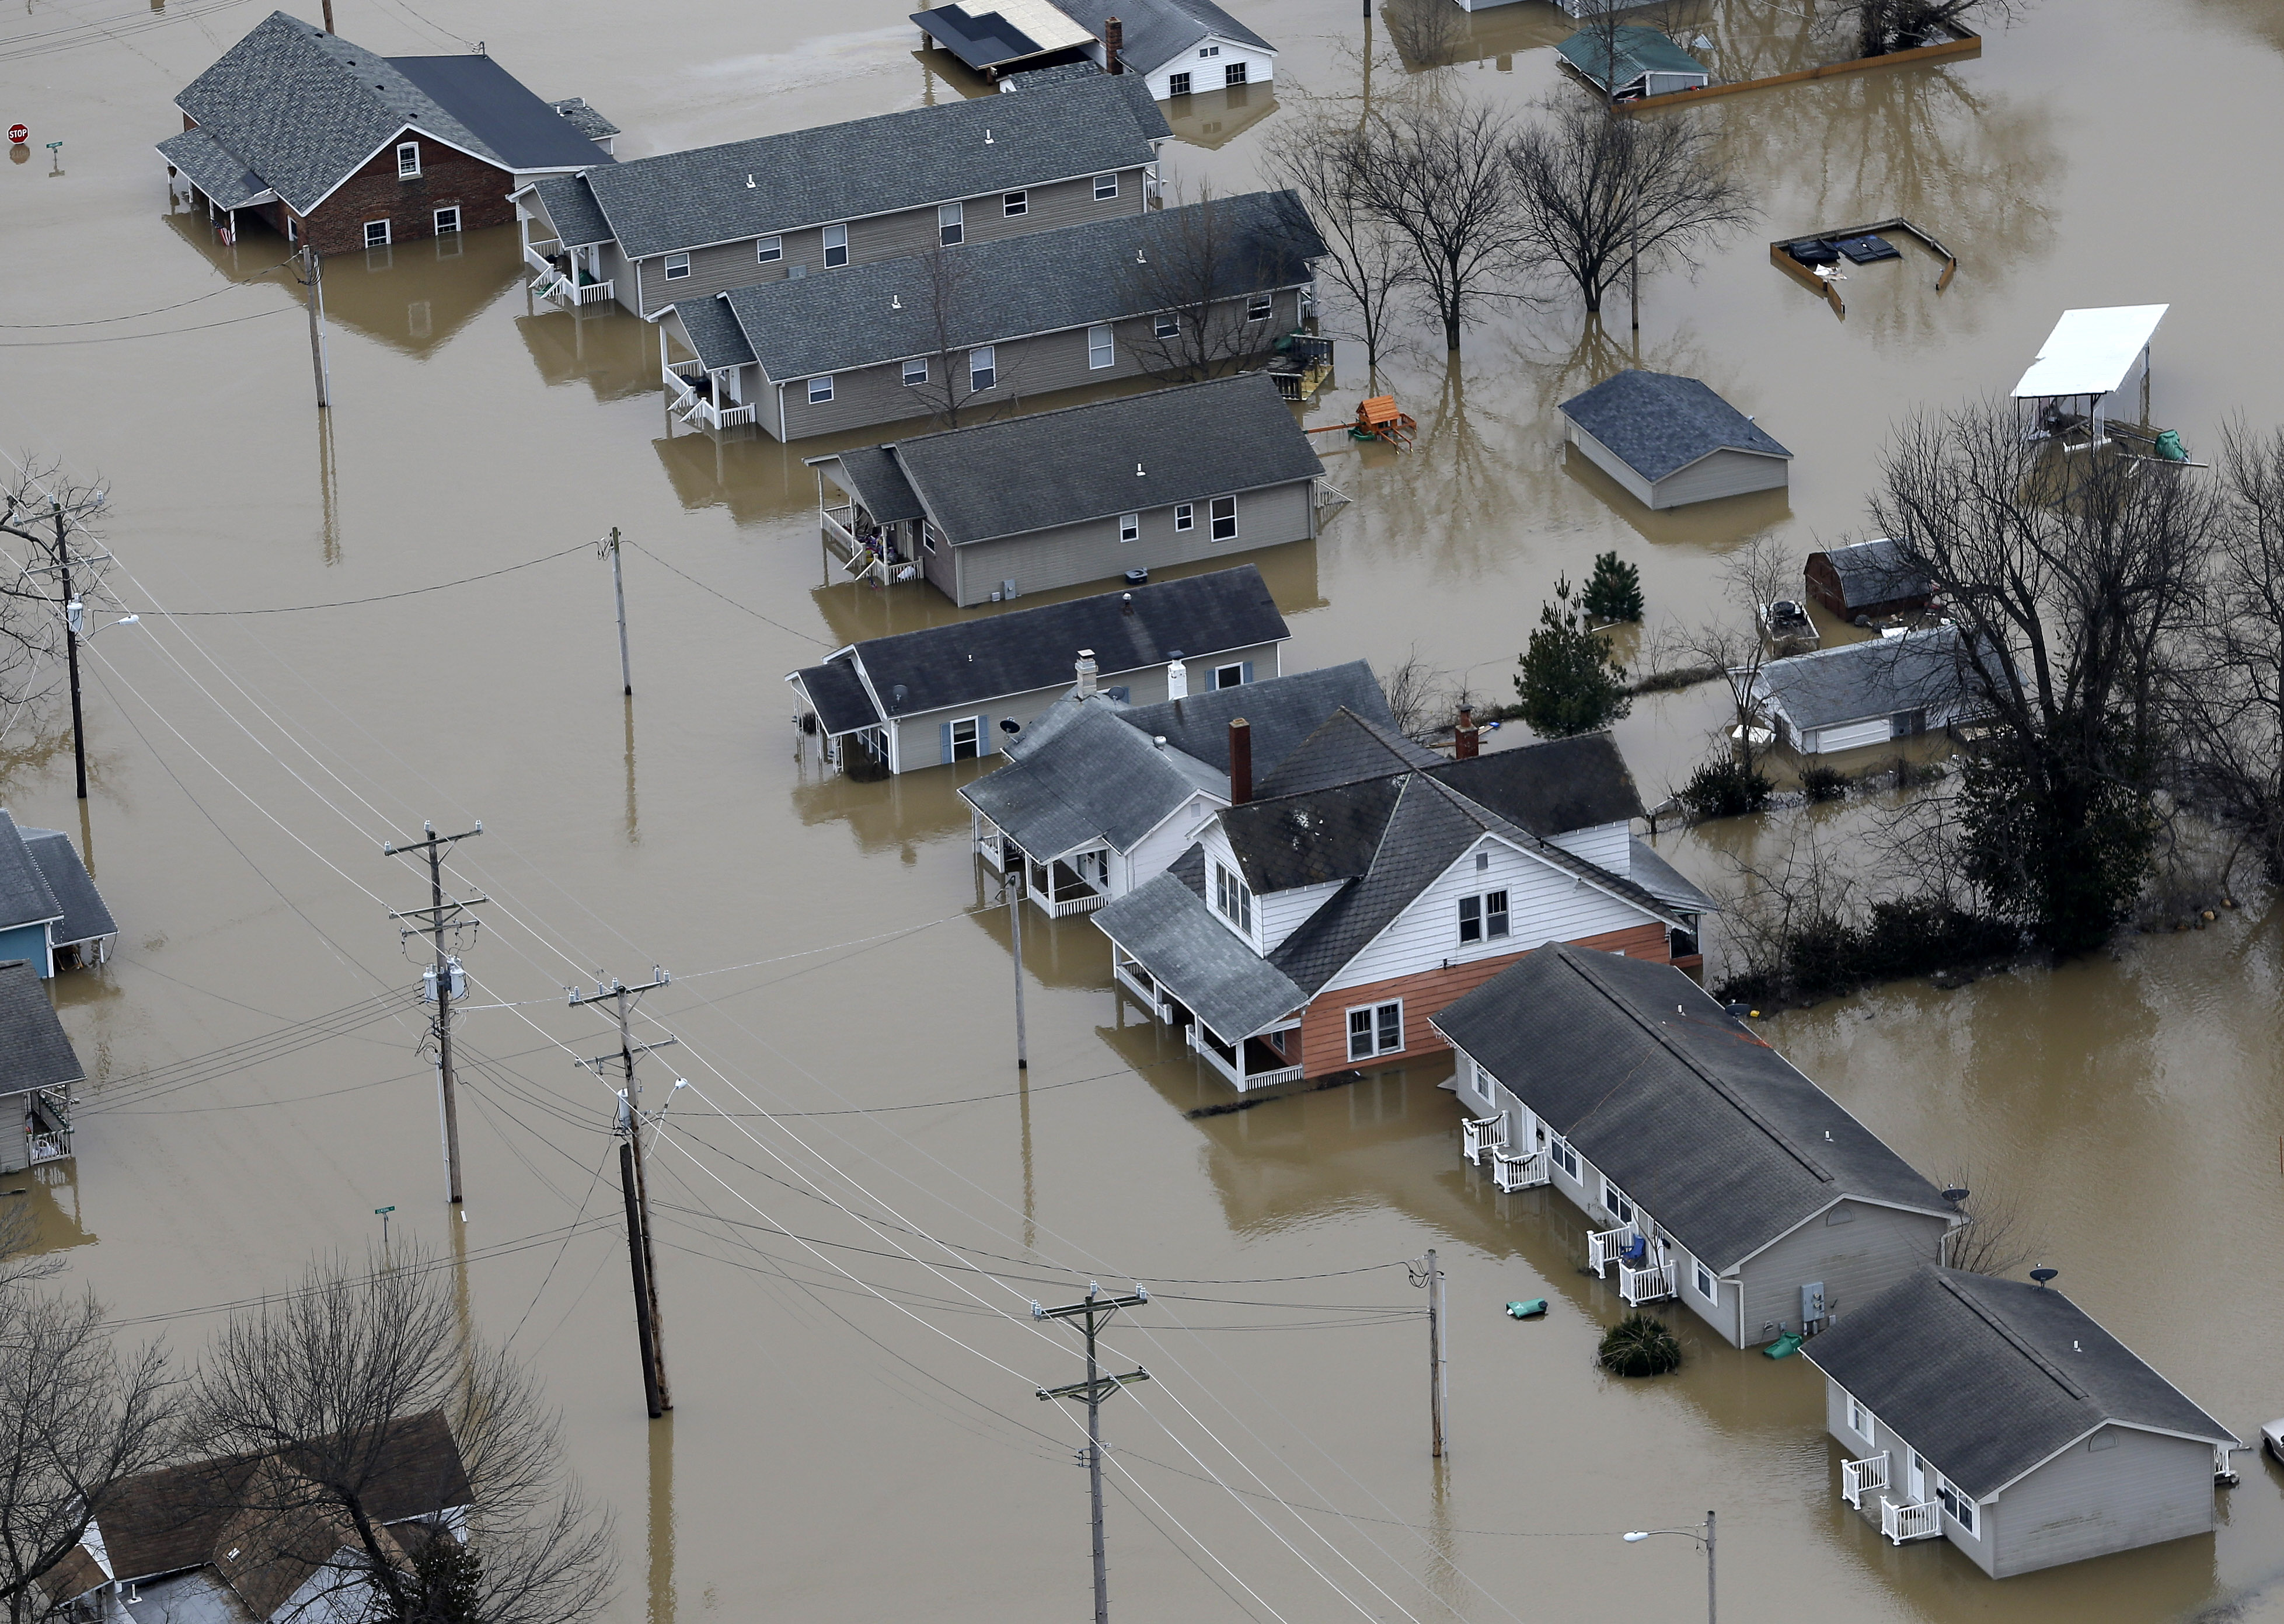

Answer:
[514,72,1168,316]
[1804,1267,2240,1574]
[915,0,1278,98]
[1556,27,1711,100]
[1750,624,1986,757]
[657,189,1325,440]
[0,812,116,976]
[0,959,83,1174]
[805,375,1324,601]
[1559,370,1791,511]
[787,564,1287,774]
[1431,945,1958,1345]
[1805,537,1933,624]
[161,11,615,254]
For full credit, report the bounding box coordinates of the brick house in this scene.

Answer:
[159,11,615,256]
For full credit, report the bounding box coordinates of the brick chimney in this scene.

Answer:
[1075,649,1097,697]
[1454,707,1480,759]
[1104,16,1123,72]
[1229,718,1252,805]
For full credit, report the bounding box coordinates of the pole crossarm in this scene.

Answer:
[1033,1288,1149,1322]
[380,820,483,1208]
[1037,1369,1149,1404]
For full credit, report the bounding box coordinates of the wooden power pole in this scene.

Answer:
[599,527,632,695]
[383,820,485,1206]
[1414,1248,1447,1458]
[1034,1285,1150,1624]
[303,246,331,408]
[573,970,677,1415]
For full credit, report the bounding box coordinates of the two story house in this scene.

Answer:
[513,71,1169,317]
[1432,944,1958,1346]
[913,0,1279,99]
[657,189,1325,441]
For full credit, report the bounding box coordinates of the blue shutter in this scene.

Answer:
[1240,661,1253,684]
[939,721,954,764]
[978,715,992,756]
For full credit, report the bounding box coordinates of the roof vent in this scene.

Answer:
[1136,248,1148,264]
[1153,735,1166,749]
[1136,462,1146,476]
[891,683,908,709]
[985,128,995,144]
[892,294,903,309]
[746,174,756,188]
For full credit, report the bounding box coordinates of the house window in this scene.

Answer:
[396,142,420,178]
[1459,895,1481,943]
[1168,71,1192,96]
[939,202,964,246]
[1209,495,1236,540]
[433,206,460,234]
[664,252,691,280]
[1118,512,1139,543]
[1846,1398,1872,1441]
[822,223,848,267]
[948,717,981,762]
[807,375,834,404]
[1696,1264,1717,1301]
[1003,190,1028,217]
[903,357,928,386]
[1214,862,1253,933]
[1347,1000,1402,1061]
[1936,1479,1976,1534]
[969,346,996,391]
[1549,1136,1579,1178]
[921,523,941,555]
[286,216,298,243]
[1153,313,1179,338]
[1212,663,1247,689]
[1246,291,1274,322]
[1225,61,1249,87]
[1199,43,1221,57]
[1087,324,1115,369]
[757,235,782,263]
[364,219,391,247]
[1602,1179,1634,1225]
[1094,173,1118,200]
[1174,503,1194,532]
[1485,891,1509,938]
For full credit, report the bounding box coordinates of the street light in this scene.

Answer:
[1622,1510,1715,1624]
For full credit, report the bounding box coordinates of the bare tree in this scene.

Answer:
[1829,0,2018,57]
[1119,190,1320,383]
[1509,98,1753,320]
[187,1253,614,1624]
[901,245,1016,432]
[1375,0,1468,72]
[1940,1174,2041,1277]
[1379,647,1465,742]
[1678,530,1793,776]
[0,462,123,727]
[1258,117,1414,389]
[1347,97,1529,353]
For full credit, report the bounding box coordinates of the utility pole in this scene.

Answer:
[573,969,678,1414]
[1034,1284,1150,1624]
[302,246,331,408]
[1413,1248,1446,1458]
[599,527,632,695]
[54,504,87,801]
[1,488,114,804]
[1007,857,1028,1070]
[1706,1508,1716,1624]
[383,820,486,1206]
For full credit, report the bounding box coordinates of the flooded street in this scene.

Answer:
[6,0,2284,1618]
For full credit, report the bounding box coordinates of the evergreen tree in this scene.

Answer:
[1581,549,1644,623]
[1514,577,1631,738]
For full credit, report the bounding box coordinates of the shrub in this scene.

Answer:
[1582,550,1644,623]
[1598,1313,1682,1377]
[1514,577,1631,738]
[1678,757,1773,820]
[1801,765,1848,803]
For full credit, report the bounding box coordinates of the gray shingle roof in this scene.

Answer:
[720,189,1326,380]
[1048,0,1275,71]
[22,830,114,948]
[1802,1269,2238,1500]
[1814,536,1931,613]
[1423,732,1644,837]
[911,2,1095,74]
[156,125,270,210]
[1755,625,1975,732]
[386,56,614,170]
[1119,661,1394,775]
[1559,370,1791,484]
[547,97,620,141]
[0,959,83,1096]
[1255,707,1441,798]
[672,294,758,372]
[1095,871,1307,1038]
[1624,838,1717,914]
[960,694,1222,857]
[851,375,1321,546]
[529,173,613,249]
[0,811,62,931]
[827,446,925,526]
[789,658,878,737]
[574,72,1170,262]
[1430,944,1951,1270]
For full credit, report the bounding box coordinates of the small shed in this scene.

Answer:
[1749,625,1984,757]
[1558,371,1791,511]
[2011,304,2168,442]
[1805,537,1933,624]
[1556,27,1710,100]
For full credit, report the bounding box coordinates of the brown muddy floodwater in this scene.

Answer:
[6,0,2284,1619]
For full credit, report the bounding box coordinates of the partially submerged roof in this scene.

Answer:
[155,125,270,211]
[912,0,1098,73]
[22,829,115,947]
[528,172,614,250]
[789,658,878,738]
[546,96,620,141]
[1424,733,1645,838]
[1431,945,1951,1270]
[1048,0,1275,69]
[1097,866,1307,1038]
[1811,536,1930,611]
[0,810,62,930]
[1802,1268,2237,1500]
[1753,624,1973,731]
[720,190,1324,380]
[961,695,1223,858]
[1556,25,1707,90]
[824,446,926,527]
[2011,305,2169,399]
[1256,707,1441,798]
[671,293,758,373]
[1119,661,1394,775]
[1559,370,1791,484]
[0,959,82,1097]
[849,376,1322,546]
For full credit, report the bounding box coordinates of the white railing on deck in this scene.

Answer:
[1619,1259,1675,1305]
[1842,1454,1888,1510]
[1493,1148,1547,1192]
[664,370,755,430]
[524,239,561,275]
[1587,1224,1638,1279]
[1881,1499,1941,1543]
[27,1131,68,1165]
[1462,1114,1505,1164]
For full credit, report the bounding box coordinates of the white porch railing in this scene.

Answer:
[1493,1148,1548,1192]
[1881,1499,1941,1543]
[1040,890,1108,918]
[1842,1454,1889,1510]
[665,368,757,430]
[1587,1224,1639,1279]
[1619,1259,1676,1305]
[1462,1114,1505,1164]
[27,1130,69,1165]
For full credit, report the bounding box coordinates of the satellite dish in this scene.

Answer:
[999,717,1021,734]
[2030,1267,2059,1288]
[1941,1187,1969,1203]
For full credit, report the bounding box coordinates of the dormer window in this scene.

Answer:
[396,141,420,178]
[1214,861,1252,934]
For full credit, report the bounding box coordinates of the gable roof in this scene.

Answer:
[1558,370,1791,484]
[1802,1268,2237,1500]
[911,0,1099,74]
[21,829,115,947]
[825,446,925,527]
[1256,707,1441,798]
[1811,537,1931,611]
[672,292,758,374]
[0,811,62,931]
[528,172,615,250]
[1050,0,1275,69]
[1430,945,1951,1270]
[1119,661,1396,775]
[385,56,613,169]
[960,694,1223,858]
[717,189,1326,379]
[1556,25,1706,91]
[1422,733,1645,837]
[0,959,83,1096]
[1754,625,1973,731]
[1097,866,1308,1038]
[842,376,1322,546]
[567,72,1169,262]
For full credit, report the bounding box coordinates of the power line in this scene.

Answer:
[0,307,299,347]
[620,538,829,645]
[0,259,299,326]
[127,543,588,615]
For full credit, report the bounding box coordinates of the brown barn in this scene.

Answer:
[159,11,615,257]
[1805,536,1933,624]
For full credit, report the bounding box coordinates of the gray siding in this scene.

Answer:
[1990,1426,2216,1578]
[1567,423,1658,508]
[949,477,1316,607]
[1737,1200,1948,1346]
[1650,448,1790,509]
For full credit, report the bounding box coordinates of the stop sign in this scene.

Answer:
[6,125,26,145]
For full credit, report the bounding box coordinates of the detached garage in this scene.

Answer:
[1558,370,1791,511]
[1748,626,1987,757]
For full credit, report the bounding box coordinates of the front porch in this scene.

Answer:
[519,216,614,309]
[1110,948,1305,1091]
[977,825,1113,918]
[664,357,759,431]
[821,499,923,586]
[5,1088,72,1175]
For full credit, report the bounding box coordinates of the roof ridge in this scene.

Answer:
[888,374,1268,450]
[1933,1272,2090,1403]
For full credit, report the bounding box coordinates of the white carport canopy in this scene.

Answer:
[2011,304,2168,399]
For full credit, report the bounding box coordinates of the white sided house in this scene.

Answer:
[1749,624,1987,757]
[1559,369,1792,511]
[1431,944,1961,1347]
[1069,0,1277,98]
[1804,1267,2241,1575]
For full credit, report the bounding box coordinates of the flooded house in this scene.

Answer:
[1432,944,1960,1346]
[0,958,84,1174]
[915,0,1278,97]
[804,375,1324,599]
[1555,27,1712,101]
[1803,1267,2240,1574]
[1093,716,1699,1089]
[655,190,1325,441]
[1804,537,1934,625]
[0,812,115,975]
[159,11,616,254]
[1559,369,1793,511]
[513,71,1169,317]
[1749,624,1987,757]
[787,564,1286,775]
[960,661,1395,916]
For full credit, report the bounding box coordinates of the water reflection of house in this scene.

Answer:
[515,303,657,405]
[302,226,525,357]
[0,959,85,1174]
[1156,83,1278,151]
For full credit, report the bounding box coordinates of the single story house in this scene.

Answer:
[1094,718,1696,1090]
[919,0,1276,97]
[1749,624,1986,757]
[1558,370,1792,511]
[804,374,1323,603]
[36,1410,472,1622]
[787,564,1287,775]
[657,188,1325,441]
[514,71,1168,317]
[0,812,116,976]
[0,958,82,1174]
[911,0,1103,78]
[160,11,615,256]
[1432,944,1959,1346]
[961,660,1397,916]
[1556,27,1711,100]
[1805,536,1933,624]
[1804,1267,2240,1575]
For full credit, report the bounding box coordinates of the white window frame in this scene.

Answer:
[1459,895,1483,944]
[1936,1476,1976,1534]
[1549,1135,1579,1179]
[902,357,928,386]
[1212,663,1244,690]
[1168,71,1192,96]
[757,235,782,263]
[1225,60,1248,87]
[1199,43,1221,57]
[1003,190,1028,217]
[1347,999,1403,1061]
[807,375,834,404]
[949,716,981,762]
[1696,1263,1717,1301]
[1209,495,1236,541]
[396,141,420,178]
[1093,173,1118,200]
[1601,1178,1634,1225]
[663,251,691,280]
[1246,291,1274,322]
[1484,889,1509,939]
[1118,512,1139,543]
[1153,313,1178,338]
[1173,503,1194,532]
[432,205,460,235]
[1213,862,1253,933]
[920,523,941,555]
[1845,1396,1872,1442]
[938,202,964,246]
[364,219,391,247]
[969,346,996,391]
[286,216,299,243]
[1087,324,1115,369]
[822,223,849,267]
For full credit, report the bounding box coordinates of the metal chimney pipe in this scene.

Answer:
[1104,16,1123,72]
[1229,718,1252,805]
[1166,658,1188,700]
[1454,707,1480,759]
[1075,649,1098,698]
